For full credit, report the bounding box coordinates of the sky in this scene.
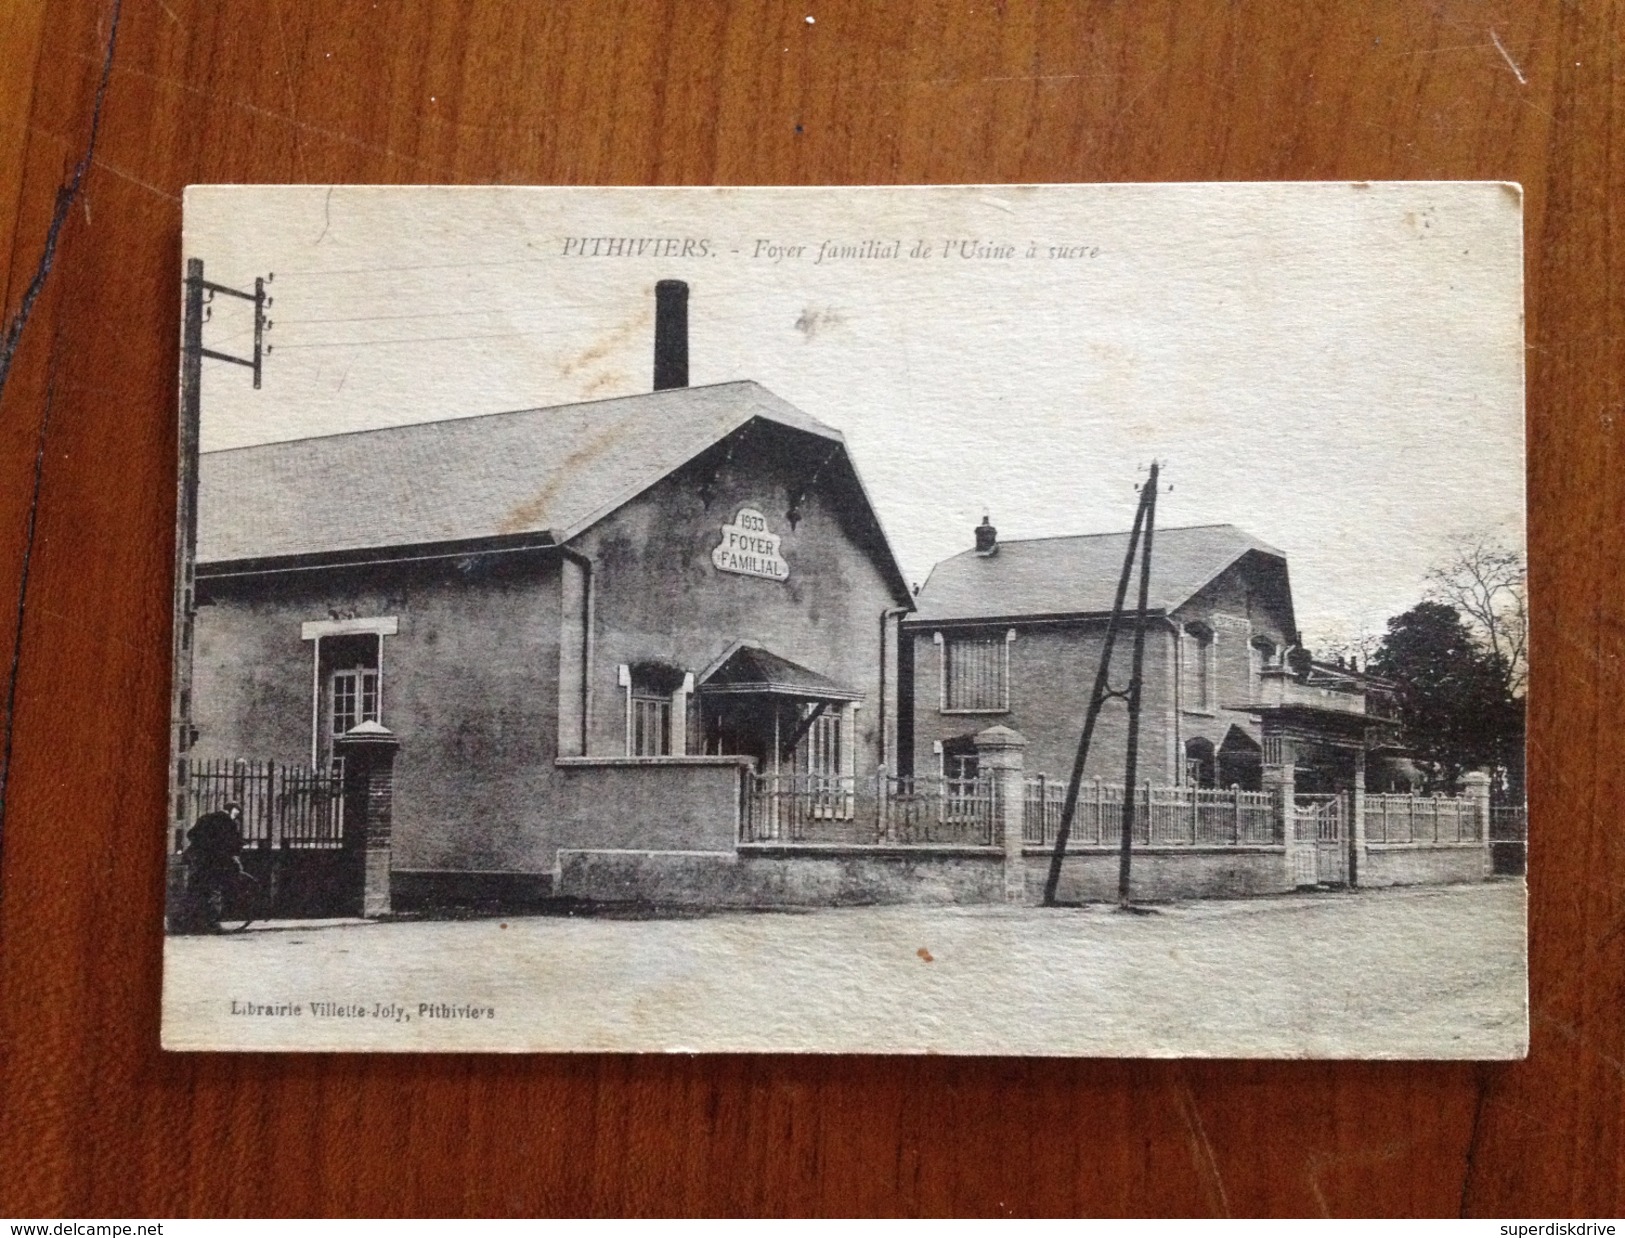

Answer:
[185,183,1526,646]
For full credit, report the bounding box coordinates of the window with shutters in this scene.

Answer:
[321,631,383,767]
[301,619,396,773]
[622,662,689,757]
[629,692,672,756]
[940,632,1011,712]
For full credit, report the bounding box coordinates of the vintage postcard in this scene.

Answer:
[162,183,1527,1055]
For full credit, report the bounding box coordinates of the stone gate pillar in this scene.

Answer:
[334,721,400,918]
[975,725,1029,904]
[1464,769,1492,878]
[1350,747,1367,888]
[1263,733,1307,887]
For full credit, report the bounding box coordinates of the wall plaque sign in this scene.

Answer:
[712,507,789,581]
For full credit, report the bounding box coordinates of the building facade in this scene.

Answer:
[177,284,1479,918]
[903,519,1307,791]
[187,285,913,910]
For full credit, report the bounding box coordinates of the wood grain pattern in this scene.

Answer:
[0,0,1614,1217]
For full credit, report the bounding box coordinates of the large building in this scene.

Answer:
[902,519,1308,790]
[187,283,913,911]
[903,518,1413,793]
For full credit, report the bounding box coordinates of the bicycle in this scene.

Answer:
[193,864,269,933]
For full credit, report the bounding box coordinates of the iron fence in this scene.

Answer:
[1489,802,1528,876]
[182,758,346,851]
[741,772,996,846]
[879,773,997,846]
[1365,792,1479,844]
[742,773,1502,851]
[1022,779,1281,847]
[1489,803,1528,842]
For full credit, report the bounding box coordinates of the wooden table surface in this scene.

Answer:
[0,0,1616,1218]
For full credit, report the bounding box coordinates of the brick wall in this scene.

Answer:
[907,620,1178,784]
[904,556,1295,787]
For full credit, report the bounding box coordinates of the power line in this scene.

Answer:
[273,306,604,328]
[275,255,557,277]
[273,329,551,350]
[277,306,525,326]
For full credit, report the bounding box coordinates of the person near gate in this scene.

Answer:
[183,801,244,932]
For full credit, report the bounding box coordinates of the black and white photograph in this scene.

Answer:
[162,183,1527,1055]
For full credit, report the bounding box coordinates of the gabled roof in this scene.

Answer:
[696,640,864,702]
[909,524,1291,626]
[198,381,907,599]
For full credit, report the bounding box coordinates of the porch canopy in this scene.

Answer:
[1242,701,1402,794]
[1241,702,1396,751]
[695,642,863,765]
[696,641,863,704]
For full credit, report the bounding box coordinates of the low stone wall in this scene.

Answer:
[557,846,1006,907]
[1359,844,1487,888]
[557,844,1300,908]
[1027,846,1293,903]
[550,756,750,854]
[425,840,1491,911]
[1491,840,1527,877]
[393,869,554,911]
[392,760,751,912]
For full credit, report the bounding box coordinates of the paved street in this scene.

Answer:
[163,882,1526,1057]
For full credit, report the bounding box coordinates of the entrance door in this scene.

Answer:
[703,696,796,840]
[700,696,775,766]
[1294,793,1348,886]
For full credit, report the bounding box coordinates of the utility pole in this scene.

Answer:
[1042,461,1161,909]
[169,258,271,854]
[1115,461,1159,910]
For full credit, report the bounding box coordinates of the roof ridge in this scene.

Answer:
[995,522,1245,545]
[913,519,1293,628]
[197,379,915,606]
[199,379,768,456]
[934,523,1256,558]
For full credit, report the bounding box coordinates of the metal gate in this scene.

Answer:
[1294,793,1349,886]
[179,758,354,918]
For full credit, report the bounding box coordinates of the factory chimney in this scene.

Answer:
[653,279,689,390]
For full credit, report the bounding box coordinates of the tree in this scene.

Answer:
[1313,623,1382,670]
[1425,532,1527,696]
[1367,601,1522,793]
